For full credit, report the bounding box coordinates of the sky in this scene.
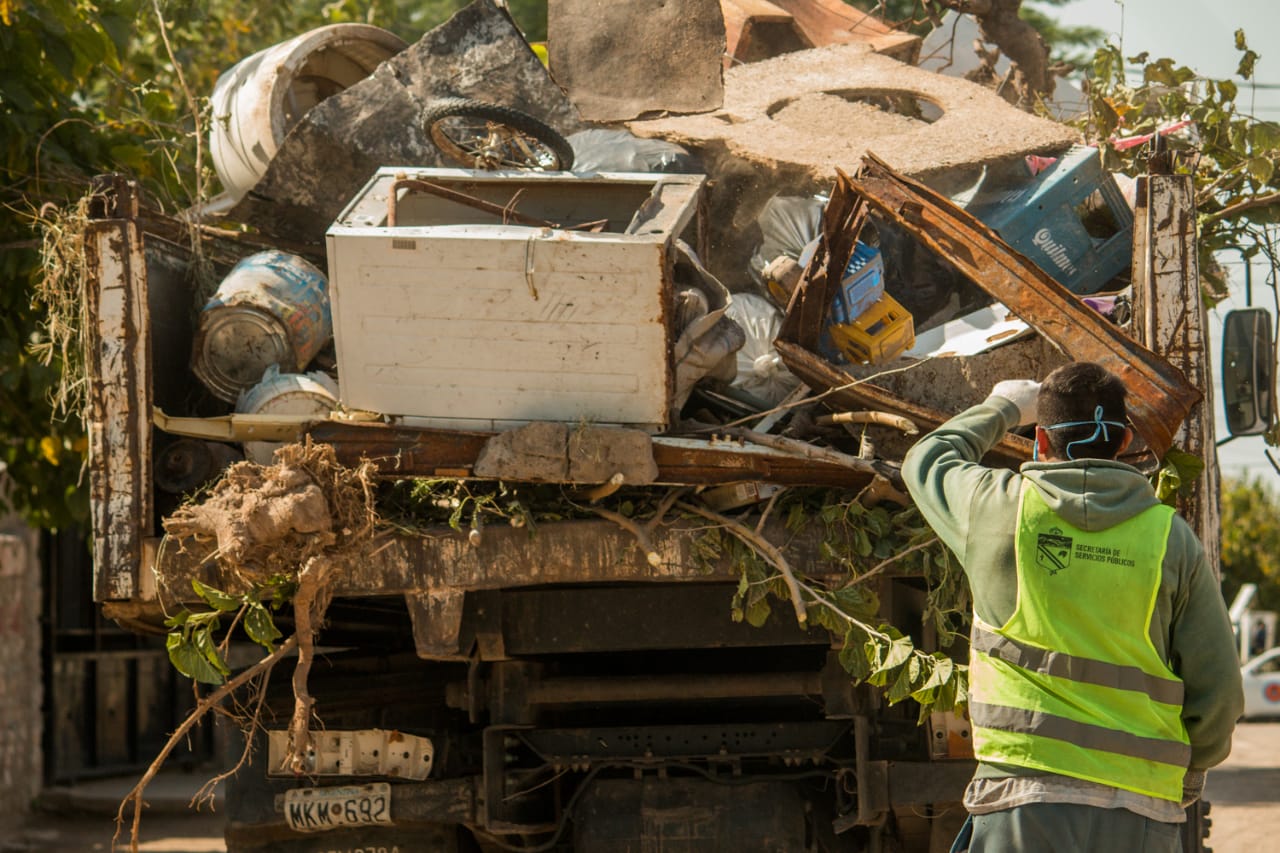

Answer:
[1047,0,1280,486]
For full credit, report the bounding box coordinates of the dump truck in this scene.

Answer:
[78,133,1272,852]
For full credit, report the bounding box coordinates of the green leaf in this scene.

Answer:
[244,603,282,650]
[744,595,772,628]
[166,633,225,685]
[192,579,242,612]
[163,610,190,629]
[1238,49,1259,80]
[185,610,222,629]
[838,625,872,680]
[1235,29,1248,51]
[886,655,922,704]
[1247,157,1275,186]
[1217,80,1238,103]
[194,628,231,677]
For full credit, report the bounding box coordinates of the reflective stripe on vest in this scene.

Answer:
[969,482,1190,802]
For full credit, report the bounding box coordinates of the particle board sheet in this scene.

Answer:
[549,0,726,121]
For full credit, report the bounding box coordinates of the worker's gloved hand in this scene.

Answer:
[989,380,1041,426]
[1181,769,1206,808]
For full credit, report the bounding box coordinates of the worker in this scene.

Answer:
[903,361,1242,852]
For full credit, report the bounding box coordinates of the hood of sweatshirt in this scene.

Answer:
[1018,458,1162,532]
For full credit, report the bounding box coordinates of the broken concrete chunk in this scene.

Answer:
[474,423,659,485]
[568,428,660,484]
[228,0,582,243]
[630,44,1078,186]
[549,0,726,121]
[475,422,571,483]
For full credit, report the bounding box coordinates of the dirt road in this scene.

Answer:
[1204,720,1280,852]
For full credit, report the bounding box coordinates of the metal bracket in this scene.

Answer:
[267,729,434,780]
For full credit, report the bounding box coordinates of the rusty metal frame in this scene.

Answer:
[843,154,1201,458]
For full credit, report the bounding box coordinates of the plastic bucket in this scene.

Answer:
[236,366,339,464]
[192,251,332,403]
[209,24,407,203]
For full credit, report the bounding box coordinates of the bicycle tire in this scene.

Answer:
[423,97,575,171]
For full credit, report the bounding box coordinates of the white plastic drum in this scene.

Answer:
[192,251,332,402]
[237,366,340,465]
[209,24,407,204]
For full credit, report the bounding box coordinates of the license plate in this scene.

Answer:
[284,783,392,833]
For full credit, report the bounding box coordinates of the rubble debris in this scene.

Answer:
[473,422,660,485]
[548,0,726,122]
[628,43,1078,283]
[846,154,1200,458]
[773,168,1034,467]
[227,0,582,243]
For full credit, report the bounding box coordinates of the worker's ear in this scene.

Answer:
[1035,426,1052,460]
[1117,426,1134,456]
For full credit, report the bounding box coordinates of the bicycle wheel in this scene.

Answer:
[423,98,575,171]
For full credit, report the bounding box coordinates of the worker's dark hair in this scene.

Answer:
[1036,362,1129,460]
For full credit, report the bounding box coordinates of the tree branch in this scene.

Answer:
[677,500,808,624]
[114,636,298,851]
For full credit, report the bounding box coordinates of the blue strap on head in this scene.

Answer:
[1042,405,1128,461]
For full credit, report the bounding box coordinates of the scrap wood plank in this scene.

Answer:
[768,0,920,62]
[721,0,811,66]
[845,154,1201,459]
[306,421,877,489]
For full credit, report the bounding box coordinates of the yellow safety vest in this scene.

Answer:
[969,483,1191,801]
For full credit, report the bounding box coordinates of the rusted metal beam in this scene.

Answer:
[306,421,877,489]
[86,176,152,602]
[846,154,1201,458]
[150,518,847,605]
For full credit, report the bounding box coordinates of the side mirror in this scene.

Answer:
[1222,307,1275,437]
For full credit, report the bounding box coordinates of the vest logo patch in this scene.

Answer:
[1036,528,1073,575]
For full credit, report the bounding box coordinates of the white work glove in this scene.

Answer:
[990,379,1041,426]
[1181,769,1206,808]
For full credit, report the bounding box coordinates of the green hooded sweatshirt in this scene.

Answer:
[903,396,1242,817]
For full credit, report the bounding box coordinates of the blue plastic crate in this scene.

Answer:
[967,146,1132,295]
[828,241,885,325]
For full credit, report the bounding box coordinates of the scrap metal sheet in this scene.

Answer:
[549,0,725,121]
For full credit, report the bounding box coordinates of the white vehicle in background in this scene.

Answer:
[1242,647,1280,720]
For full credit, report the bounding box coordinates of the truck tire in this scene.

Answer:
[423,98,574,171]
[1181,799,1212,853]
